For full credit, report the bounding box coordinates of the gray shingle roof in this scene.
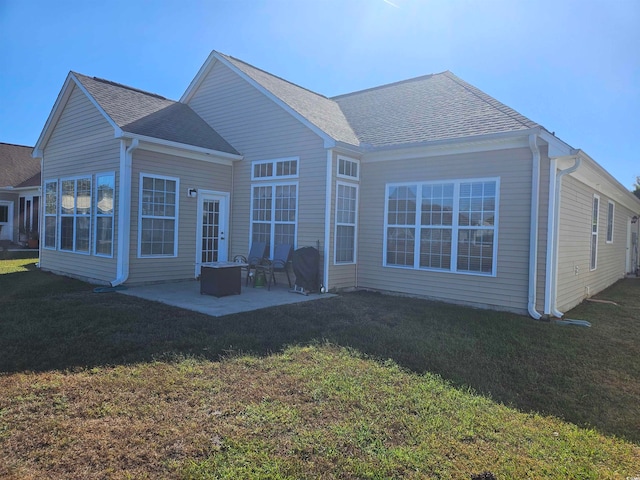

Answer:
[332,71,539,148]
[73,73,239,155]
[218,53,360,146]
[0,143,40,188]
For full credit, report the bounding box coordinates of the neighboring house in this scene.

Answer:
[32,51,640,317]
[0,142,41,244]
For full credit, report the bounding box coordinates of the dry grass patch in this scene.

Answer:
[1,346,639,479]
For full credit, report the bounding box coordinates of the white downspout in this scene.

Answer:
[548,155,581,318]
[527,134,543,319]
[544,158,558,315]
[111,138,138,287]
[323,149,333,292]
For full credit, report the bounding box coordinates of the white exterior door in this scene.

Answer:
[196,192,229,276]
[0,201,13,241]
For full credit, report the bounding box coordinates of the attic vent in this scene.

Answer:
[92,77,167,100]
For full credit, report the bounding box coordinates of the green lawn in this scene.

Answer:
[1,259,639,478]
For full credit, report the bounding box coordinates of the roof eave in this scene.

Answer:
[362,128,540,162]
[117,131,243,163]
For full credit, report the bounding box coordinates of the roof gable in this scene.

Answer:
[35,72,240,156]
[182,51,360,147]
[333,71,539,148]
[0,143,40,188]
[72,73,239,155]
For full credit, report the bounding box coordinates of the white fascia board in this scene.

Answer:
[210,52,337,149]
[180,51,218,104]
[363,129,537,163]
[539,130,575,158]
[117,132,242,165]
[333,141,363,158]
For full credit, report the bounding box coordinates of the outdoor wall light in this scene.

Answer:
[632,215,639,224]
[188,188,197,198]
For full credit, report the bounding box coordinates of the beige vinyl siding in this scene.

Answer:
[556,175,632,312]
[187,60,328,279]
[535,149,551,312]
[357,147,533,313]
[39,85,120,284]
[126,149,232,284]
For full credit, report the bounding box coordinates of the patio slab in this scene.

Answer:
[118,279,335,317]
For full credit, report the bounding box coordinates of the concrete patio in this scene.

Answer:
[118,279,335,317]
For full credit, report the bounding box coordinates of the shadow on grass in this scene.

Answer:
[2,267,639,443]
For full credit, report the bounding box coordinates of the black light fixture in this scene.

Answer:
[632,215,639,224]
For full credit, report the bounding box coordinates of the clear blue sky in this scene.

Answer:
[1,0,638,189]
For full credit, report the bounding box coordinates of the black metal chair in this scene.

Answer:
[233,241,267,286]
[255,243,293,290]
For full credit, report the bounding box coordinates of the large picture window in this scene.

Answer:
[251,183,297,257]
[385,178,499,276]
[60,177,91,253]
[335,182,358,263]
[95,173,115,256]
[139,174,179,257]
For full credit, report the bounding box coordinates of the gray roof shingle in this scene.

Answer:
[73,73,239,155]
[332,71,540,148]
[218,53,360,146]
[0,143,40,188]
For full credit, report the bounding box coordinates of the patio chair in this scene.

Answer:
[255,243,293,291]
[233,241,267,286]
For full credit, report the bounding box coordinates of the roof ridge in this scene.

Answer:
[331,72,446,100]
[72,72,170,101]
[217,52,331,100]
[442,71,536,129]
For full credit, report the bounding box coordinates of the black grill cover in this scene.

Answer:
[292,246,319,292]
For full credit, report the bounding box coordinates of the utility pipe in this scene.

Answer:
[527,134,542,319]
[111,139,138,287]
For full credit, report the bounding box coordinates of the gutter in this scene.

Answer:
[546,153,581,318]
[527,134,543,319]
[111,138,138,287]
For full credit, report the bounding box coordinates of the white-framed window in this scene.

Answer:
[337,156,359,180]
[251,157,299,180]
[95,173,115,257]
[251,182,297,258]
[334,182,358,264]
[44,180,58,249]
[590,195,599,270]
[138,174,179,257]
[59,176,92,253]
[384,178,499,276]
[606,201,614,244]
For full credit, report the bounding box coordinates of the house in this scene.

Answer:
[0,142,41,245]
[32,51,640,317]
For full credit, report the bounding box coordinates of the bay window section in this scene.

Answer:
[95,173,115,256]
[139,174,178,257]
[60,177,91,253]
[44,180,57,249]
[385,179,499,276]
